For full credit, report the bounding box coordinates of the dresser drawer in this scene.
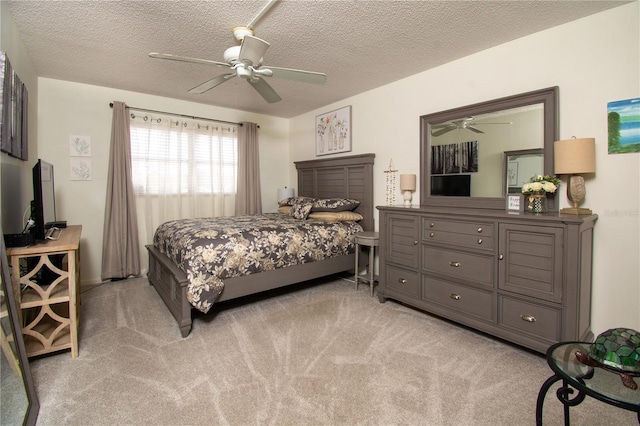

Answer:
[422,275,494,322]
[423,217,494,252]
[422,246,494,288]
[498,295,561,342]
[385,265,420,297]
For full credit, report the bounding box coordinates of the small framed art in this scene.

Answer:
[316,105,351,156]
[506,194,525,213]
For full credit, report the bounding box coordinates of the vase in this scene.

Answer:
[527,193,547,214]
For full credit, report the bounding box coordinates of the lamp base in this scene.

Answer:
[560,207,592,215]
[402,190,412,207]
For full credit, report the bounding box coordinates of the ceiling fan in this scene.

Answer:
[431,116,512,137]
[148,0,326,103]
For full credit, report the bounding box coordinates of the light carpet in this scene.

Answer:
[29,275,635,425]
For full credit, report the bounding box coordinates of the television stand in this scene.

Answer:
[6,225,82,358]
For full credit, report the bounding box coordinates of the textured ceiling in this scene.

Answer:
[6,0,628,118]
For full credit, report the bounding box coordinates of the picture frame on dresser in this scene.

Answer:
[506,194,525,213]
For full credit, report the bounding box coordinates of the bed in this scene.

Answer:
[146,153,375,337]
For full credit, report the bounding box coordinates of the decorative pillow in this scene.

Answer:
[308,211,364,222]
[311,198,360,212]
[278,196,315,207]
[291,199,314,220]
[278,206,292,215]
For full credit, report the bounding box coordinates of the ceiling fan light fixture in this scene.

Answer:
[236,66,252,79]
[224,46,241,63]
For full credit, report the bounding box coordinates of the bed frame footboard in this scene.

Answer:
[146,244,365,337]
[147,245,193,337]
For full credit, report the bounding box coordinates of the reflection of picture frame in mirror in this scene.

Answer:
[461,141,478,173]
[444,143,460,174]
[431,145,444,174]
[507,161,518,186]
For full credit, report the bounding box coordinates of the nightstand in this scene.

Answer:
[354,231,379,296]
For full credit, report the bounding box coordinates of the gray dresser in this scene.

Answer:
[377,206,597,353]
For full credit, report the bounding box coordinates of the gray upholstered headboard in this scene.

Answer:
[294,153,375,231]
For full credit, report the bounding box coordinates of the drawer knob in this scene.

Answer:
[414,240,418,245]
[477,227,482,233]
[520,315,537,323]
[398,278,407,284]
[499,254,504,260]
[449,261,461,267]
[429,232,434,238]
[430,222,435,228]
[449,293,461,301]
[477,238,482,244]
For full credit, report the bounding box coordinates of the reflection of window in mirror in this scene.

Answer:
[430,105,544,198]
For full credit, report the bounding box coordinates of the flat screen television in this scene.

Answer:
[431,174,471,197]
[31,159,57,240]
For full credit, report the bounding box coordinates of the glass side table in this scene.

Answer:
[536,341,640,425]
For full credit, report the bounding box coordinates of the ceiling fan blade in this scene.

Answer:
[248,78,281,103]
[467,126,484,134]
[474,122,514,125]
[432,127,455,137]
[188,73,236,94]
[239,35,270,66]
[263,65,327,84]
[149,52,231,69]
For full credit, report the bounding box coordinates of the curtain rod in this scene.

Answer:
[108,103,258,128]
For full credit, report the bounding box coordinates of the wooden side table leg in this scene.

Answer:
[67,249,78,358]
[354,243,359,291]
[369,245,375,297]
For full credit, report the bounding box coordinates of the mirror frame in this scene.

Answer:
[1,237,40,426]
[420,86,559,211]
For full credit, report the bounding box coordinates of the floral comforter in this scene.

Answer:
[153,214,363,313]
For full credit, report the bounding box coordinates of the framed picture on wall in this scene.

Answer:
[316,105,351,156]
[0,51,28,161]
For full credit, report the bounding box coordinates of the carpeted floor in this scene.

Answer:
[29,275,636,425]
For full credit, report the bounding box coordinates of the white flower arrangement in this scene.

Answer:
[521,175,561,195]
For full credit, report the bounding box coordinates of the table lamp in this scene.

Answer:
[399,174,416,207]
[277,187,294,203]
[554,137,595,215]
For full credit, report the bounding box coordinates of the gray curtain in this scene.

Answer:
[101,101,140,280]
[235,122,262,215]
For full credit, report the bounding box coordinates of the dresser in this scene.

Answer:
[377,206,596,353]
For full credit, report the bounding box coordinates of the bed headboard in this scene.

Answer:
[294,153,375,231]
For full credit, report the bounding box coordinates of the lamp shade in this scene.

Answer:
[399,174,416,191]
[277,187,295,202]
[554,138,596,174]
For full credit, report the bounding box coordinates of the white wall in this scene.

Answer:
[37,78,289,284]
[0,2,38,234]
[290,3,640,334]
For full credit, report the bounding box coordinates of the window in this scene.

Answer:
[129,114,237,195]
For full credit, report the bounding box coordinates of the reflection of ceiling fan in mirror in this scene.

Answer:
[431,116,512,137]
[148,0,326,103]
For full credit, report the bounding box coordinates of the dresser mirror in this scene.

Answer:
[420,86,559,211]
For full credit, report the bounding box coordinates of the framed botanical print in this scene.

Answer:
[316,105,351,156]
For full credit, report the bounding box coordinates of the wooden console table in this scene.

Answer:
[7,225,82,358]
